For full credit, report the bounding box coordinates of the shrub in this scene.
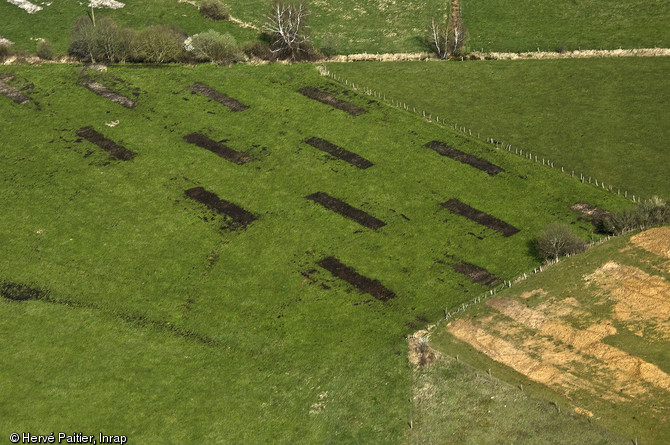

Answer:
[69,16,97,61]
[535,223,586,262]
[133,25,186,63]
[601,196,670,234]
[200,0,230,20]
[243,40,272,60]
[37,39,54,60]
[0,45,9,62]
[189,30,242,65]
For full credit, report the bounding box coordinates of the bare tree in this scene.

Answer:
[263,0,312,61]
[430,17,449,59]
[429,0,467,59]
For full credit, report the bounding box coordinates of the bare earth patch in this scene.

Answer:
[7,0,42,14]
[425,140,504,176]
[306,192,385,229]
[298,86,367,116]
[631,226,670,260]
[570,202,611,228]
[81,81,137,108]
[188,82,248,112]
[586,261,670,340]
[0,78,30,104]
[441,198,520,237]
[317,256,396,301]
[304,137,373,169]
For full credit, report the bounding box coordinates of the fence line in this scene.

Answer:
[319,67,643,203]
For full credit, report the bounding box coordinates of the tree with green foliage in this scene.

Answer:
[189,30,242,65]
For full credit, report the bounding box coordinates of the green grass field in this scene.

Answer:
[4,0,668,56]
[0,62,629,442]
[463,0,670,53]
[324,57,670,200]
[427,227,670,444]
[0,0,258,55]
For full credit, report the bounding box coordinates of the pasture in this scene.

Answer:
[0,62,627,441]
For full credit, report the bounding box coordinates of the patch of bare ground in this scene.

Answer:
[185,187,257,227]
[0,78,30,104]
[304,137,373,169]
[586,261,670,340]
[298,86,367,115]
[425,141,504,176]
[452,262,499,286]
[1,281,47,301]
[631,226,670,261]
[441,198,520,237]
[520,288,547,299]
[188,82,248,111]
[408,330,440,367]
[81,81,137,108]
[306,192,385,229]
[571,202,611,229]
[183,133,253,164]
[76,126,136,161]
[317,256,396,302]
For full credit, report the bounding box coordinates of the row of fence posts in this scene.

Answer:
[322,69,643,204]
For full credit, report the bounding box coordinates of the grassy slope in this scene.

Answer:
[0,0,258,55]
[0,63,627,441]
[464,0,670,53]
[3,0,669,56]
[325,57,670,199]
[428,229,670,444]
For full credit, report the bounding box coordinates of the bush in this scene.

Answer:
[243,40,272,60]
[69,16,97,61]
[601,196,670,234]
[69,16,135,63]
[37,40,54,60]
[0,45,9,62]
[132,25,186,63]
[320,33,338,58]
[535,223,586,262]
[189,30,242,65]
[200,0,230,20]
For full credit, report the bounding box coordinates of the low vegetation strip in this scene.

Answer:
[304,137,373,169]
[317,256,396,302]
[183,133,253,164]
[188,82,248,112]
[425,140,504,176]
[81,81,137,108]
[298,86,367,116]
[442,198,520,237]
[184,187,256,227]
[306,192,386,230]
[0,78,30,104]
[76,126,136,161]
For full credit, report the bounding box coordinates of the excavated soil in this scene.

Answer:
[425,141,504,176]
[185,187,256,227]
[631,226,670,261]
[81,81,137,108]
[189,82,248,111]
[183,133,253,164]
[317,256,396,302]
[76,126,136,161]
[298,86,367,116]
[570,202,611,228]
[305,137,373,169]
[0,78,30,104]
[306,192,386,230]
[586,261,670,340]
[0,282,46,301]
[452,261,499,286]
[442,199,520,237]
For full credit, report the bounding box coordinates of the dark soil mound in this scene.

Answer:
[317,256,396,302]
[425,141,504,176]
[305,137,373,169]
[189,82,248,111]
[81,81,137,108]
[306,192,385,229]
[183,133,252,164]
[185,187,256,227]
[452,262,499,286]
[76,127,136,161]
[1,282,46,301]
[0,79,30,104]
[298,86,367,116]
[442,198,519,237]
